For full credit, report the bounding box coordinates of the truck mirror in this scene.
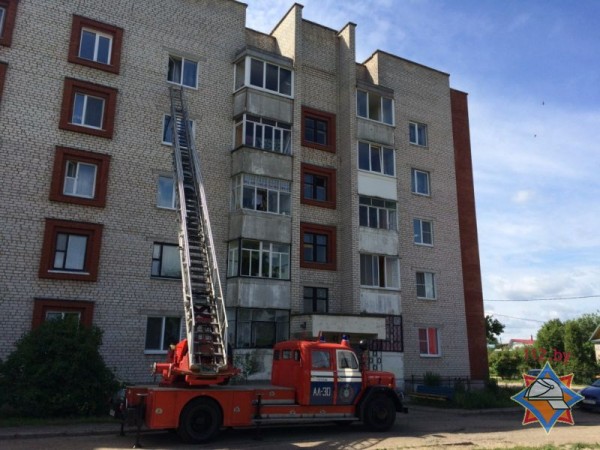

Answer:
[359,340,368,351]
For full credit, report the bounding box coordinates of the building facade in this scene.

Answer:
[0,0,487,385]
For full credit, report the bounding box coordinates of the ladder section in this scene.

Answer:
[168,86,228,375]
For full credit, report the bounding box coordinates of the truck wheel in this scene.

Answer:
[178,398,222,443]
[363,394,396,431]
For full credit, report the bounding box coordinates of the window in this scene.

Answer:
[39,219,103,281]
[162,114,194,146]
[360,254,400,289]
[151,243,181,279]
[416,271,436,299]
[411,169,431,196]
[312,350,331,369]
[231,174,291,215]
[357,90,394,125]
[49,147,110,207]
[300,223,336,271]
[359,196,397,230]
[227,239,290,280]
[409,122,428,146]
[413,219,433,245]
[68,16,123,74]
[157,175,176,209]
[419,327,440,356]
[234,114,291,154]
[0,0,18,47]
[145,316,183,352]
[32,299,94,329]
[59,78,118,138]
[303,287,328,313]
[358,142,395,176]
[231,308,289,348]
[235,56,293,96]
[301,107,336,153]
[167,55,198,88]
[301,163,336,209]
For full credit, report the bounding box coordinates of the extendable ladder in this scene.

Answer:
[168,86,228,375]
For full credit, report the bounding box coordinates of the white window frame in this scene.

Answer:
[359,196,397,231]
[46,311,82,322]
[360,254,400,289]
[63,160,97,199]
[157,175,176,210]
[416,271,436,299]
[228,239,290,280]
[71,93,105,129]
[231,173,291,216]
[144,316,184,354]
[79,27,113,64]
[419,327,441,357]
[234,56,294,98]
[358,141,395,176]
[234,114,292,154]
[413,218,433,246]
[411,168,431,196]
[409,121,428,147]
[167,55,198,89]
[356,90,394,125]
[162,114,194,146]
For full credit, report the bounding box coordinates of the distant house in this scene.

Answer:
[590,325,600,363]
[508,337,535,349]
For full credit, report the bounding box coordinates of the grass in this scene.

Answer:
[409,384,521,409]
[0,414,114,428]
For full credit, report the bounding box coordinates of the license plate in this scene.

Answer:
[583,399,596,405]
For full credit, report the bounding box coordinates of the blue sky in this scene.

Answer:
[245,1,600,342]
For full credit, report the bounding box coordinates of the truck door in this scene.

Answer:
[309,349,334,405]
[335,349,362,405]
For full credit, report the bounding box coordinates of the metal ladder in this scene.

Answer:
[168,86,228,375]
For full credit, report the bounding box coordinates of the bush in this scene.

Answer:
[0,318,119,418]
[423,371,442,386]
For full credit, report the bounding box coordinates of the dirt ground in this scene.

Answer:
[2,405,599,449]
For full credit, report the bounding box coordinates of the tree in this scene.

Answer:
[485,315,505,346]
[536,319,565,354]
[0,318,119,417]
[564,313,600,383]
[488,349,521,379]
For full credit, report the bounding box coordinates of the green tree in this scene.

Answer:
[536,318,565,353]
[0,318,119,417]
[485,315,505,346]
[563,313,600,383]
[488,349,522,379]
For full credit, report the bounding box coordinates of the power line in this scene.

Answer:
[485,295,600,302]
[489,313,545,324]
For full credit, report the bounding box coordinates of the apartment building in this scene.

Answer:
[0,0,488,385]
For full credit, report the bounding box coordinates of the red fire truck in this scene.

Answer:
[113,88,407,444]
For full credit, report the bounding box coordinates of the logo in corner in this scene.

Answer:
[511,361,584,433]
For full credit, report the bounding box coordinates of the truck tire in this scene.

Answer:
[363,394,396,431]
[178,397,223,443]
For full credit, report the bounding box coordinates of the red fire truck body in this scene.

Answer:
[123,338,406,443]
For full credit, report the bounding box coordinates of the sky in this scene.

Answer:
[244,0,600,342]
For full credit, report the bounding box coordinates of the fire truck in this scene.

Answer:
[115,88,407,444]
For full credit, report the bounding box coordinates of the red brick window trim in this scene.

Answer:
[301,163,336,209]
[68,15,123,74]
[301,106,336,153]
[32,298,94,329]
[0,0,19,47]
[39,219,103,282]
[59,78,118,138]
[0,61,7,101]
[49,146,111,207]
[300,222,336,271]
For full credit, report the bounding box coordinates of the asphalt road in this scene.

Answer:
[3,406,599,449]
